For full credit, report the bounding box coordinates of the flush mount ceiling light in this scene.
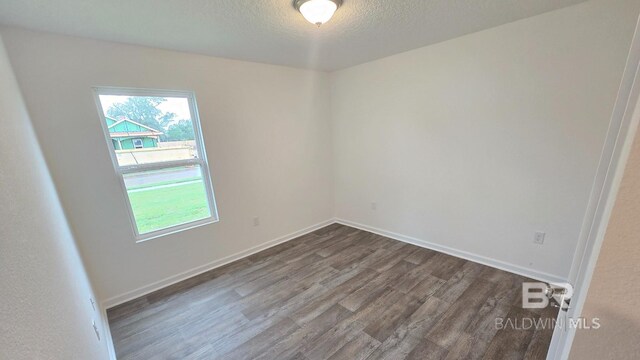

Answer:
[294,0,342,27]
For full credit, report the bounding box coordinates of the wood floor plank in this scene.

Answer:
[233,269,289,298]
[142,258,254,306]
[291,268,379,325]
[289,352,309,360]
[349,248,396,269]
[393,262,444,294]
[523,306,557,360]
[241,282,326,320]
[426,279,497,349]
[339,260,415,311]
[318,261,376,289]
[444,333,489,360]
[328,331,381,360]
[404,247,437,265]
[119,329,185,360]
[357,232,396,250]
[177,306,249,347]
[366,333,423,360]
[366,243,415,272]
[315,238,359,258]
[222,317,300,359]
[325,244,376,271]
[302,287,401,360]
[208,314,287,355]
[409,275,447,300]
[523,326,555,360]
[254,304,353,360]
[433,272,477,304]
[430,255,467,281]
[365,296,451,360]
[406,339,449,360]
[481,307,539,360]
[301,320,366,360]
[465,291,519,344]
[234,253,323,296]
[108,224,558,360]
[363,292,425,342]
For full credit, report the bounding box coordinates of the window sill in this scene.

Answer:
[134,217,219,243]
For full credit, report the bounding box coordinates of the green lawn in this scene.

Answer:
[128,181,211,234]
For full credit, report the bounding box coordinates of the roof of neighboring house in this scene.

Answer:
[106,116,163,138]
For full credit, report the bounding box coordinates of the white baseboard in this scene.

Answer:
[334,218,568,284]
[102,218,335,309]
[103,216,567,310]
[99,304,117,360]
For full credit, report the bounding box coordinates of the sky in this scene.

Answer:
[98,95,192,125]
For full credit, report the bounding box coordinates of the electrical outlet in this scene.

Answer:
[371,202,377,211]
[92,320,100,341]
[253,217,260,226]
[534,232,546,245]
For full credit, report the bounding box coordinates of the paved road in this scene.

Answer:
[128,180,201,193]
[123,166,201,187]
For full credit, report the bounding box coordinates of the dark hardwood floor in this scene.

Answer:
[107,224,558,360]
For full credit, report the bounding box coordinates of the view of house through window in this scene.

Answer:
[95,90,217,239]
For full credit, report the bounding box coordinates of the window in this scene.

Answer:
[94,87,218,241]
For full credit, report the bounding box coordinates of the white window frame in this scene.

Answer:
[93,87,219,242]
[132,138,144,149]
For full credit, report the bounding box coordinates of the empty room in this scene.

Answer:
[2,0,640,359]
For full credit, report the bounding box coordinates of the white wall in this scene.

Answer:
[0,27,334,304]
[330,0,640,281]
[0,35,110,360]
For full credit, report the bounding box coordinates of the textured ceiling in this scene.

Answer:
[0,0,588,71]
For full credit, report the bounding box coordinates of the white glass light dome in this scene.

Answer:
[295,0,342,27]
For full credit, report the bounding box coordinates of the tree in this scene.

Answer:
[165,120,195,141]
[107,97,175,132]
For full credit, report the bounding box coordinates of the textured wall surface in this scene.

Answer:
[0,27,334,303]
[0,0,587,70]
[570,122,640,359]
[330,0,639,280]
[0,35,110,360]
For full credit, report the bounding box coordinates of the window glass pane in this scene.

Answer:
[123,165,211,234]
[98,95,198,166]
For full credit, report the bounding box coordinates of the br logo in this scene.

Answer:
[522,282,573,309]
